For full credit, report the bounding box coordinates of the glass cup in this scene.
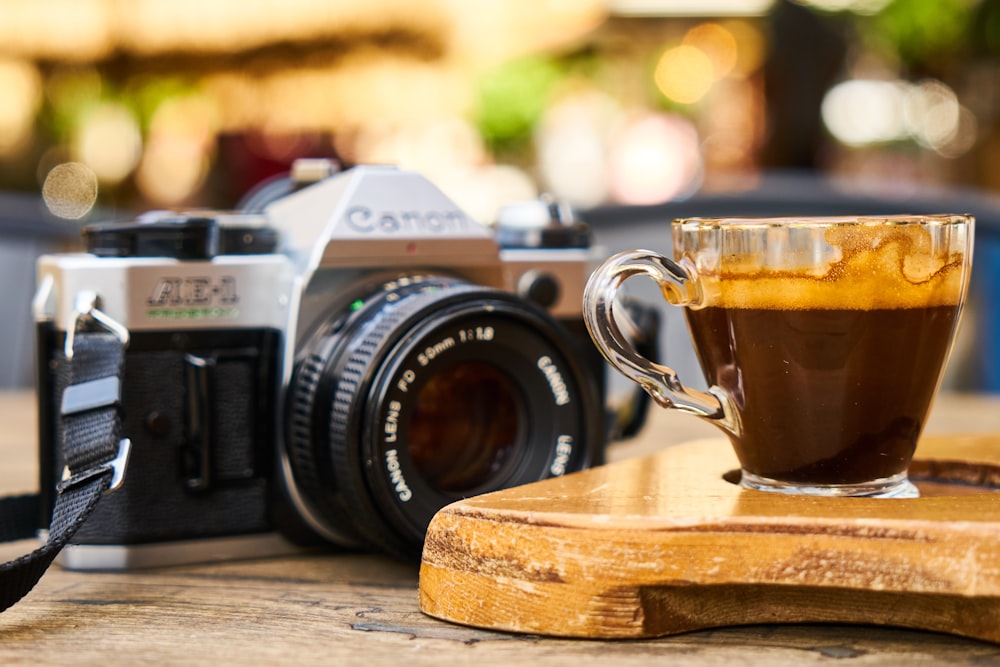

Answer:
[584,214,974,498]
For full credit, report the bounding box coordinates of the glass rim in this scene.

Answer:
[672,213,974,230]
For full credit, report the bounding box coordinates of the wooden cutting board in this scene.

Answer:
[418,434,1000,642]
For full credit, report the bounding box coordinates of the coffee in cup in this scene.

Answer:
[584,215,973,498]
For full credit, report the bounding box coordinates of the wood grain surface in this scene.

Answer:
[2,391,1000,665]
[419,436,1000,641]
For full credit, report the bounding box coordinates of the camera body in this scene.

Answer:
[34,163,618,568]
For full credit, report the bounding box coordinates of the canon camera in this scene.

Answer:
[33,161,650,568]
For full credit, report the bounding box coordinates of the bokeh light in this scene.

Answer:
[654,22,747,108]
[42,162,99,219]
[936,106,979,159]
[608,112,702,205]
[135,94,217,204]
[536,89,619,208]
[822,77,978,158]
[821,79,907,146]
[904,80,959,148]
[683,23,738,79]
[73,101,143,183]
[655,44,716,105]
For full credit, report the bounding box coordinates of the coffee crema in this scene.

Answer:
[678,223,968,311]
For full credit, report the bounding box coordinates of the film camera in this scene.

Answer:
[34,162,651,568]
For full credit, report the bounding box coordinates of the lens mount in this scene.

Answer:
[286,276,603,557]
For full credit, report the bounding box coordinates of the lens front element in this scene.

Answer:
[408,361,523,494]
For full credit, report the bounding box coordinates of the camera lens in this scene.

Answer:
[285,275,603,557]
[407,361,523,494]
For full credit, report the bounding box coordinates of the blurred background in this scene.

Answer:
[2,0,1000,388]
[3,0,999,218]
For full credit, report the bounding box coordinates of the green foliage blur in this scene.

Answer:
[474,55,564,159]
[858,0,979,70]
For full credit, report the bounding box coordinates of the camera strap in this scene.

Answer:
[0,314,129,612]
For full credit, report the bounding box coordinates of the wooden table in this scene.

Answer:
[2,390,1000,665]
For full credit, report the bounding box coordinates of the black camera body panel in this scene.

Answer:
[38,325,283,544]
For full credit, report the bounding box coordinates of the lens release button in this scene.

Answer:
[518,271,561,309]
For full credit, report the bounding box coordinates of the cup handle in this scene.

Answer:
[583,250,740,438]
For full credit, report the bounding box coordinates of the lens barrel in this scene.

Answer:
[286,276,602,557]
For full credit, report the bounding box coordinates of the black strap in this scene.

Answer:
[0,331,126,612]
